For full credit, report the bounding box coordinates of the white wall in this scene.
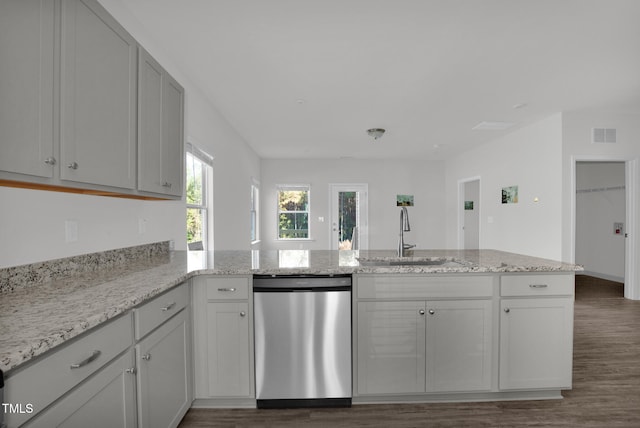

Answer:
[575,162,626,280]
[0,0,261,268]
[260,159,446,251]
[445,113,564,260]
[0,187,183,268]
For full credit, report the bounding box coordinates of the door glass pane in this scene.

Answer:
[338,191,358,250]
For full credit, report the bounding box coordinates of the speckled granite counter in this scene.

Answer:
[0,247,581,374]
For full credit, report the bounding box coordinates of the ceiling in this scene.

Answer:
[118,0,640,160]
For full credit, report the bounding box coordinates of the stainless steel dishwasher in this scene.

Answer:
[253,274,352,408]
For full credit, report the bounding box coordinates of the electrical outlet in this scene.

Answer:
[65,220,78,243]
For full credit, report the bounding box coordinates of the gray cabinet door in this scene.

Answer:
[206,301,252,397]
[161,74,184,196]
[499,297,574,390]
[138,48,184,197]
[425,299,493,392]
[357,300,426,394]
[0,0,55,178]
[60,0,136,189]
[25,350,137,428]
[136,310,191,428]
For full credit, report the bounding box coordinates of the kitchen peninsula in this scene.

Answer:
[0,243,581,426]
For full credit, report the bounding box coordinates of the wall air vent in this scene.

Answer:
[592,128,617,144]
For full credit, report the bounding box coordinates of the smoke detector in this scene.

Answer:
[367,128,385,140]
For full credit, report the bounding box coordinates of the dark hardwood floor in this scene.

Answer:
[179,276,639,427]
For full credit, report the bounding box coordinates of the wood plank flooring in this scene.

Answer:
[179,276,640,427]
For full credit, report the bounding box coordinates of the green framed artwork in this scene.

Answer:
[502,186,518,204]
[397,195,414,206]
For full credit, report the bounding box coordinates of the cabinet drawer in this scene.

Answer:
[500,274,574,297]
[135,283,188,340]
[356,275,494,299]
[4,313,133,427]
[205,277,250,300]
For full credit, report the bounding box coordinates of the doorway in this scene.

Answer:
[575,162,626,283]
[458,177,480,250]
[329,184,368,250]
[571,156,639,300]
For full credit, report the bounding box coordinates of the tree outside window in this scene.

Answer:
[277,186,310,239]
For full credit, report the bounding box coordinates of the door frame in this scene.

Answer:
[570,155,639,300]
[328,183,369,250]
[457,176,481,250]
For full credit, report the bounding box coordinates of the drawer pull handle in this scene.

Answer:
[142,353,151,361]
[218,288,236,292]
[70,350,101,369]
[161,302,176,311]
[504,308,510,313]
[529,284,548,288]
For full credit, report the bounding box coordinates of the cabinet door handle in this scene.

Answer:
[44,157,56,166]
[240,311,246,317]
[67,161,79,170]
[162,181,172,188]
[529,284,548,288]
[70,350,101,369]
[428,309,435,315]
[504,308,510,313]
[419,309,425,315]
[218,288,236,292]
[125,367,136,375]
[142,353,151,361]
[161,302,176,311]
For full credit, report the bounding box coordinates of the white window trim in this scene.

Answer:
[251,177,260,245]
[186,142,214,251]
[276,184,311,240]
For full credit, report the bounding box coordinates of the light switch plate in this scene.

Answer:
[65,220,78,243]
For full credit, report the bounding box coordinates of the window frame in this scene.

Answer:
[276,184,311,240]
[186,143,214,251]
[251,179,260,244]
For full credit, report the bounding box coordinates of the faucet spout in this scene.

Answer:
[398,207,415,257]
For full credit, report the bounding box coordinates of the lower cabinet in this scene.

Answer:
[192,276,254,402]
[498,274,574,391]
[357,298,493,395]
[25,350,137,428]
[136,310,191,428]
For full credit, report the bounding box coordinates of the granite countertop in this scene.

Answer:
[0,248,581,374]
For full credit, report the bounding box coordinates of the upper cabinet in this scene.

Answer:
[138,48,185,197]
[0,0,184,199]
[0,0,56,178]
[60,0,137,189]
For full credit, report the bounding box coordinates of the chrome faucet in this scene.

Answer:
[398,206,416,257]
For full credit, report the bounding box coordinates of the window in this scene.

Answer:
[251,181,260,244]
[277,185,310,239]
[186,144,213,250]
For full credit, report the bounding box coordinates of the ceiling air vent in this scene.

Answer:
[592,128,617,144]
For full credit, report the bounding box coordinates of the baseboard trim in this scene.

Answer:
[578,271,624,283]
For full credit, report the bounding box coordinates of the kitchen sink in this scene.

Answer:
[357,257,467,267]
